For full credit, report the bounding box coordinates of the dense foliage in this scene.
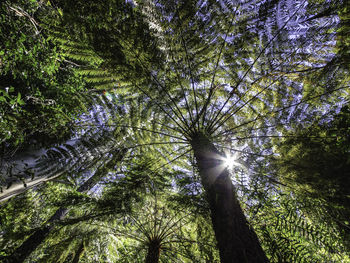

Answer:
[0,0,89,150]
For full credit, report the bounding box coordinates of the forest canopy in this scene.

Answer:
[0,0,349,262]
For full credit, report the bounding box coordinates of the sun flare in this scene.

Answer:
[223,154,239,169]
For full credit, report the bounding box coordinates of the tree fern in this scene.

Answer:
[38,0,347,261]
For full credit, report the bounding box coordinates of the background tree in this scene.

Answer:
[271,104,350,253]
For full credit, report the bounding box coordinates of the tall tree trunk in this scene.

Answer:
[190,132,268,263]
[145,240,161,263]
[0,172,65,202]
[72,241,85,263]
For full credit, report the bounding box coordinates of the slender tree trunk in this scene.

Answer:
[145,240,161,263]
[72,241,85,263]
[190,132,268,263]
[0,172,64,202]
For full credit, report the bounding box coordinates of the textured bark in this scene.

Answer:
[145,240,161,263]
[190,133,268,263]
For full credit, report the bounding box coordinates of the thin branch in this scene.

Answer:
[210,76,282,135]
[151,119,186,135]
[158,215,189,241]
[9,6,40,35]
[275,66,325,74]
[133,83,191,137]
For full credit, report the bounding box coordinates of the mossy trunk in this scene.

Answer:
[190,132,268,263]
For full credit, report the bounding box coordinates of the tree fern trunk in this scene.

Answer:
[145,240,161,263]
[190,132,268,263]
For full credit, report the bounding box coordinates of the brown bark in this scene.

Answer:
[145,239,161,263]
[190,132,268,263]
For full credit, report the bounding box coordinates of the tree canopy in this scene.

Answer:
[0,0,349,262]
